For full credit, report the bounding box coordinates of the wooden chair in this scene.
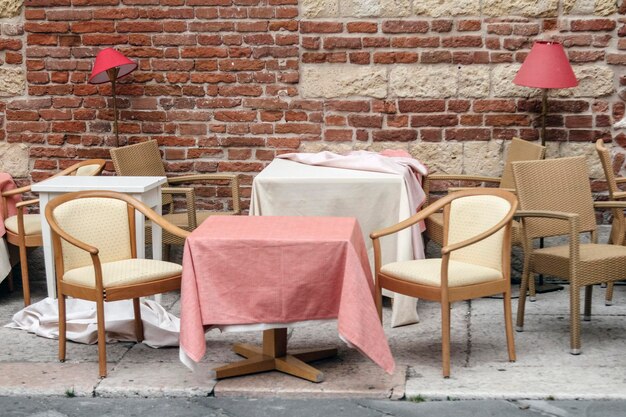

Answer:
[512,156,626,354]
[1,159,106,306]
[595,139,626,305]
[45,190,189,377]
[371,188,518,377]
[423,137,545,297]
[109,140,241,247]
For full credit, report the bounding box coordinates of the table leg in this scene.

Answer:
[39,193,57,298]
[211,328,337,383]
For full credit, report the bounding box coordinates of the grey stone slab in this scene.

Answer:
[0,362,99,396]
[96,362,217,398]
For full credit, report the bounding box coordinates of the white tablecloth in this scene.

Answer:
[250,158,423,327]
[0,238,11,285]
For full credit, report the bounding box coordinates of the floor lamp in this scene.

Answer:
[514,40,579,294]
[89,48,138,147]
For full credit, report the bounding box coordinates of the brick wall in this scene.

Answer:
[0,0,625,209]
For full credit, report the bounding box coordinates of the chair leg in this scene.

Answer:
[570,284,582,355]
[133,298,144,343]
[605,282,614,306]
[516,267,530,331]
[583,285,592,321]
[58,294,67,362]
[18,244,30,306]
[441,301,451,378]
[528,273,536,302]
[503,290,516,362]
[95,296,108,377]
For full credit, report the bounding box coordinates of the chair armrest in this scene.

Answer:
[167,174,241,215]
[47,221,99,256]
[2,184,32,197]
[161,187,197,229]
[133,199,191,240]
[593,201,626,210]
[514,210,579,221]
[447,186,515,194]
[614,178,626,184]
[16,198,39,209]
[426,174,502,184]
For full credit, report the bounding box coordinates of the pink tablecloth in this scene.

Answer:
[180,216,395,374]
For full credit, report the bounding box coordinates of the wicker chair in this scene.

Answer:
[45,190,189,377]
[109,140,241,247]
[595,139,626,305]
[512,156,626,354]
[371,188,518,377]
[1,159,106,306]
[424,137,545,296]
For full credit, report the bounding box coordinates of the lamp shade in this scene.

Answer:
[89,48,137,84]
[513,41,578,89]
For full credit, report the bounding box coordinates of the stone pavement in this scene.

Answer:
[1,252,626,401]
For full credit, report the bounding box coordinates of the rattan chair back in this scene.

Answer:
[512,156,597,240]
[499,138,546,190]
[596,139,621,199]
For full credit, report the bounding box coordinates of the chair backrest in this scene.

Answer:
[512,156,597,239]
[47,196,134,273]
[595,139,620,199]
[446,193,515,273]
[110,140,167,178]
[499,137,546,189]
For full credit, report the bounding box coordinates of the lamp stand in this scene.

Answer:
[534,87,564,297]
[107,67,120,147]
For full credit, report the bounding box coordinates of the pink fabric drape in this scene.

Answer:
[276,150,428,259]
[180,216,395,374]
[0,173,20,237]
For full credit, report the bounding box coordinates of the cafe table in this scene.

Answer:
[32,175,166,298]
[250,157,422,327]
[179,215,395,382]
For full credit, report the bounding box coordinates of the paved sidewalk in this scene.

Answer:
[1,267,625,400]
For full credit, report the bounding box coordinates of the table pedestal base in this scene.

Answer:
[211,328,337,383]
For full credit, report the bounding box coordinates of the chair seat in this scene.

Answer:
[4,214,41,235]
[63,258,182,288]
[163,210,235,229]
[426,212,522,246]
[380,258,503,287]
[532,243,626,284]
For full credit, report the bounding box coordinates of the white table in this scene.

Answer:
[32,176,166,298]
[250,158,421,327]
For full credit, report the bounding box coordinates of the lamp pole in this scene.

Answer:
[107,67,120,147]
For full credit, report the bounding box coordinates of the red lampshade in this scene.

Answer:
[89,48,137,84]
[513,41,578,89]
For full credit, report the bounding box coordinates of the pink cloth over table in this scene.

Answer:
[180,216,396,374]
[0,173,20,237]
[276,150,428,259]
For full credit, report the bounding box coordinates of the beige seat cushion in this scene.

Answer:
[63,258,182,288]
[163,211,234,229]
[4,214,42,235]
[380,258,502,287]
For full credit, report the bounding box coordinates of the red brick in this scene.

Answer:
[347,22,378,33]
[214,110,257,122]
[275,123,320,134]
[420,51,452,63]
[387,115,408,128]
[411,115,458,127]
[0,39,23,50]
[348,115,383,128]
[372,129,417,142]
[326,101,370,112]
[324,37,362,49]
[565,115,593,128]
[398,100,445,113]
[485,114,531,126]
[442,36,482,48]
[300,21,343,33]
[391,37,439,48]
[349,52,370,64]
[457,20,481,31]
[473,100,516,113]
[373,52,417,64]
[24,22,69,33]
[571,19,616,32]
[382,20,429,34]
[431,20,452,32]
[324,129,353,141]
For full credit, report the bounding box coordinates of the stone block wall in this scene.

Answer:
[0,0,625,209]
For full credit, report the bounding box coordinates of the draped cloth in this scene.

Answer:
[276,150,428,260]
